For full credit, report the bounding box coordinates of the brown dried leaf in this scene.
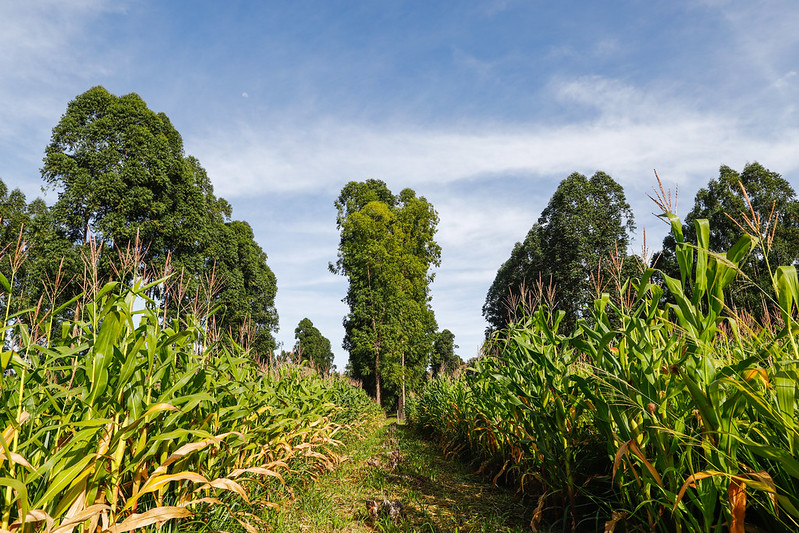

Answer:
[103,507,192,533]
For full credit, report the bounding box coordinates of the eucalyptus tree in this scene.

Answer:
[0,181,28,247]
[655,162,799,318]
[211,220,278,358]
[484,171,635,332]
[483,224,545,332]
[430,329,460,377]
[39,86,278,358]
[294,317,334,375]
[0,182,36,320]
[331,180,440,409]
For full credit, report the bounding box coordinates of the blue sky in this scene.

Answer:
[2,0,798,369]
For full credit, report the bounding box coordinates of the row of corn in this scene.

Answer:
[0,275,382,532]
[409,212,799,532]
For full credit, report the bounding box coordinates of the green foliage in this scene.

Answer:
[483,224,545,333]
[415,212,799,532]
[294,317,334,375]
[211,219,279,356]
[484,171,635,332]
[0,181,80,320]
[36,86,278,360]
[656,162,799,318]
[331,180,440,408]
[430,329,460,377]
[42,86,188,252]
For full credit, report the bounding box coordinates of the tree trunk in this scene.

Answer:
[398,351,406,421]
[373,325,381,406]
[368,263,381,407]
[83,211,90,245]
[375,354,381,406]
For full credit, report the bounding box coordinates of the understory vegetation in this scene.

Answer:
[261,417,531,532]
[409,209,799,532]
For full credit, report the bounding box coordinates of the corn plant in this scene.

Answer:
[0,269,381,532]
[411,210,799,532]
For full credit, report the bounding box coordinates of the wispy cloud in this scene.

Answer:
[0,1,109,74]
[192,76,799,204]
[695,0,799,127]
[0,1,125,192]
[708,0,799,72]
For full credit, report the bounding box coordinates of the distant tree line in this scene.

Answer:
[0,86,278,359]
[328,165,799,413]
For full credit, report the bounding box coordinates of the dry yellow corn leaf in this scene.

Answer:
[103,506,192,533]
[50,504,110,533]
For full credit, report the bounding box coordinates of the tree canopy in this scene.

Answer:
[331,180,440,408]
[43,87,188,252]
[33,86,278,359]
[430,329,460,377]
[484,171,635,332]
[211,220,279,356]
[294,318,334,375]
[0,179,80,319]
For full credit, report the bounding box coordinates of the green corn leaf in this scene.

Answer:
[31,454,94,513]
[663,274,698,333]
[775,374,797,441]
[117,336,147,387]
[745,441,799,480]
[681,371,719,433]
[776,494,799,519]
[775,266,799,324]
[663,212,684,243]
[53,292,83,318]
[1,349,12,371]
[96,281,119,301]
[136,275,171,294]
[694,219,710,301]
[725,234,753,266]
[0,477,29,520]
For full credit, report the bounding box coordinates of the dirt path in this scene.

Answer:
[262,417,531,532]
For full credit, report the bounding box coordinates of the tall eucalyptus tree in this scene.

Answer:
[484,171,635,332]
[332,180,440,409]
[40,86,278,358]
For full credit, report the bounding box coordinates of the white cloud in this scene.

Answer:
[546,37,621,63]
[774,71,797,90]
[697,0,799,118]
[0,0,126,194]
[709,0,799,66]
[0,2,104,69]
[191,79,799,203]
[0,1,124,94]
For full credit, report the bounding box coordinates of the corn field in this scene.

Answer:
[409,211,799,532]
[0,249,381,532]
